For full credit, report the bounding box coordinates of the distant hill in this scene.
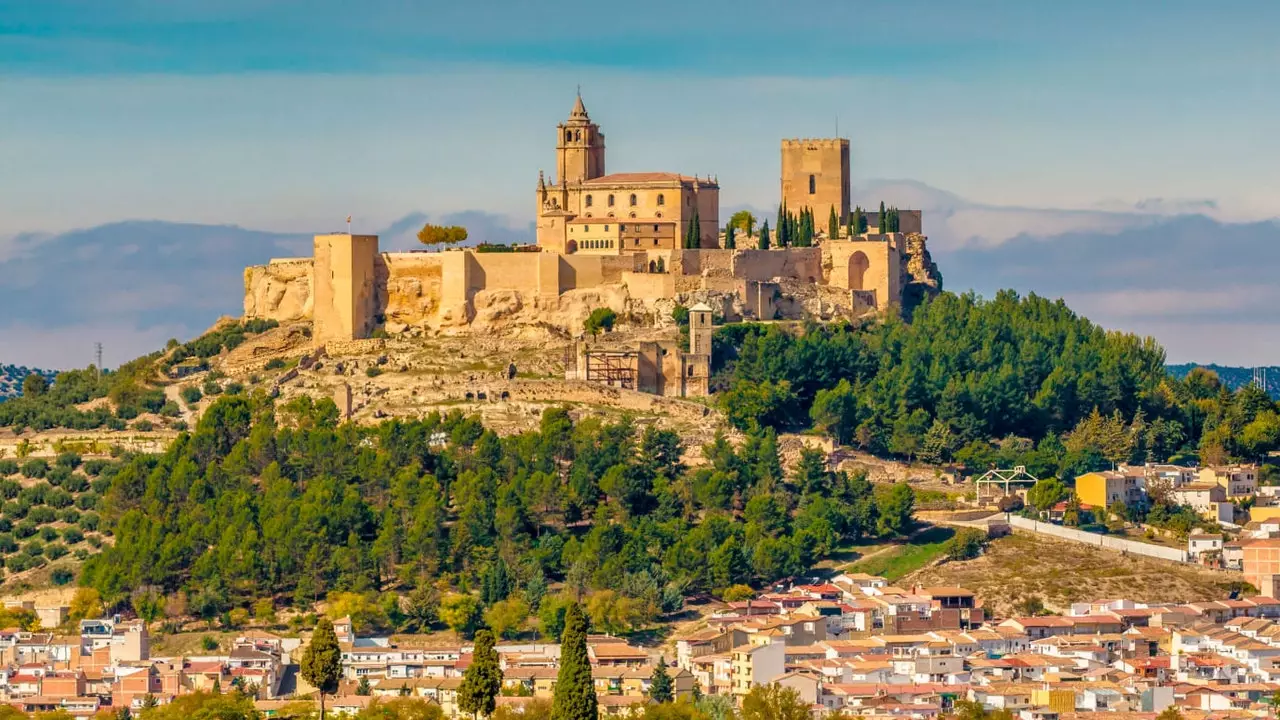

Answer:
[0,364,57,401]
[1167,363,1280,399]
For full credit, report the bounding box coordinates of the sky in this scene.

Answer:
[2,0,1279,367]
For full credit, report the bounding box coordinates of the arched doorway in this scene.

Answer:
[848,251,870,290]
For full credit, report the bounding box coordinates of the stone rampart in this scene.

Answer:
[325,338,387,357]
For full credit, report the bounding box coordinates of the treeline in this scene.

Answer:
[80,394,916,636]
[0,319,277,432]
[717,290,1280,479]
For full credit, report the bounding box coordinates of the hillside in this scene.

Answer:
[0,365,57,402]
[903,531,1241,617]
[1168,363,1280,399]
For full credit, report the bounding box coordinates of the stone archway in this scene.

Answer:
[848,251,870,291]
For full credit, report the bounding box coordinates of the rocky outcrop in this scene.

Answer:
[901,233,943,316]
[244,260,312,323]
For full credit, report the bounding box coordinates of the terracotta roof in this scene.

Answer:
[581,172,716,186]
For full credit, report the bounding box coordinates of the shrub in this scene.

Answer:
[6,554,31,572]
[79,513,101,532]
[943,528,989,562]
[54,453,81,469]
[180,386,203,404]
[3,501,28,520]
[46,489,74,508]
[51,567,74,586]
[133,419,154,431]
[202,380,223,397]
[46,466,71,487]
[60,509,81,524]
[0,480,20,499]
[87,534,103,548]
[82,460,110,476]
[62,474,89,493]
[20,460,48,479]
[0,533,17,553]
[159,401,181,417]
[23,541,43,557]
[0,518,10,533]
[44,543,68,560]
[28,506,56,524]
[76,493,99,511]
[0,460,17,477]
[39,526,59,542]
[200,635,219,652]
[14,521,36,538]
[62,527,84,545]
[265,358,286,370]
[90,477,111,494]
[584,307,617,336]
[365,367,383,378]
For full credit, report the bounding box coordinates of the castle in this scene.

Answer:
[242,94,942,396]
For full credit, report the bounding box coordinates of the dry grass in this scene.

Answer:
[903,531,1242,617]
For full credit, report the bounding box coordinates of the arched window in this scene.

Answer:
[574,130,581,141]
[809,174,816,194]
[629,212,636,219]
[629,194,637,206]
[585,195,593,207]
[607,194,615,207]
[565,130,572,142]
[657,194,665,206]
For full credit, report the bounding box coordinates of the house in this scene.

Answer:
[1187,533,1224,562]
[1076,471,1146,510]
[1200,465,1258,498]
[730,639,785,697]
[1170,483,1234,524]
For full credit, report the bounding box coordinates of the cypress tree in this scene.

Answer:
[301,618,342,720]
[775,202,785,245]
[760,220,771,250]
[878,201,886,233]
[851,206,863,236]
[685,206,701,248]
[650,656,674,703]
[460,629,502,719]
[553,602,597,720]
[725,224,736,250]
[828,206,839,240]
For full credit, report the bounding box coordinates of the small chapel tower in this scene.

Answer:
[556,93,606,184]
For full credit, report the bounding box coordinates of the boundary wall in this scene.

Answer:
[1007,515,1188,562]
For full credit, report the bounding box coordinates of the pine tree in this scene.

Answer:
[356,677,371,696]
[725,224,736,250]
[459,629,502,718]
[553,602,597,720]
[828,206,839,240]
[301,618,342,720]
[759,220,771,250]
[878,201,886,234]
[650,656,674,703]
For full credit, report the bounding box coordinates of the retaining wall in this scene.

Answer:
[1007,515,1188,562]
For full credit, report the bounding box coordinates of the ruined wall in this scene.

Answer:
[824,239,900,310]
[379,253,445,332]
[244,258,313,322]
[731,247,823,284]
[622,271,676,301]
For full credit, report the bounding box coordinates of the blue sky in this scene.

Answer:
[3,0,1278,236]
[3,1,1280,369]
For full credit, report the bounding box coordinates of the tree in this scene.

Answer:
[417,224,469,248]
[357,677,372,696]
[552,602,597,720]
[1026,478,1069,512]
[301,618,342,720]
[1156,707,1185,720]
[811,380,857,445]
[728,210,756,237]
[649,656,674,703]
[828,206,839,240]
[584,308,617,337]
[875,483,915,536]
[759,220,770,250]
[739,684,809,720]
[459,629,502,719]
[439,593,482,638]
[69,587,103,622]
[720,584,755,602]
[878,201,886,233]
[684,206,702,249]
[21,373,48,398]
[483,595,530,639]
[724,224,736,250]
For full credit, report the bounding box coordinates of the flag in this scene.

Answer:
[346,215,352,224]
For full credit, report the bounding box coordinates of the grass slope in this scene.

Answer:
[903,531,1240,617]
[845,526,956,582]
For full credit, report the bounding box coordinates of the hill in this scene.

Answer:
[903,531,1242,617]
[1168,363,1280,399]
[0,365,57,402]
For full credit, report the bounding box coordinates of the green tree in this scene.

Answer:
[483,595,530,639]
[828,206,839,240]
[552,602,597,720]
[1026,478,1069,512]
[417,224,469,248]
[878,201,886,232]
[728,210,756,237]
[440,593,482,638]
[810,380,856,445]
[759,220,770,250]
[851,205,865,234]
[649,656,674,703]
[357,677,372,696]
[724,223,736,250]
[740,684,809,720]
[584,308,617,337]
[459,629,502,719]
[301,618,342,720]
[875,483,914,536]
[21,373,48,398]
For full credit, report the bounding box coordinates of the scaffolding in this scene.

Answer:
[974,466,1040,503]
[583,350,639,390]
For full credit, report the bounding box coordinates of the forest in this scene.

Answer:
[79,393,913,637]
[715,290,1280,480]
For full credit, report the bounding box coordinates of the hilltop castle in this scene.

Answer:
[243,94,942,374]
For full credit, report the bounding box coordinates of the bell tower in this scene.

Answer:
[556,93,606,184]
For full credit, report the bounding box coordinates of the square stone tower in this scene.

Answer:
[781,138,850,229]
[312,233,379,346]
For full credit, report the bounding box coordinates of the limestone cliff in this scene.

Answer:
[243,260,312,322]
[900,233,943,315]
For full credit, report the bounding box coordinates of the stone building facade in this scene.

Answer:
[781,138,850,227]
[536,95,720,254]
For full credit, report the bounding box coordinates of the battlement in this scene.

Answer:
[782,138,849,147]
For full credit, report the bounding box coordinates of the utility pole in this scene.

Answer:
[94,342,103,380]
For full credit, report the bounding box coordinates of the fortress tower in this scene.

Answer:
[556,94,606,184]
[312,233,379,345]
[781,138,850,231]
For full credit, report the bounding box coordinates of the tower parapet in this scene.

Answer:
[781,138,850,228]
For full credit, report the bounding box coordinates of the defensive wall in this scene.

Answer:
[243,235,885,342]
[1007,515,1189,563]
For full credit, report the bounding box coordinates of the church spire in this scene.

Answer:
[569,90,589,121]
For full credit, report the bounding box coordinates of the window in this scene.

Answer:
[688,366,694,377]
[565,130,572,142]
[629,194,637,206]
[607,194,615,207]
[809,174,816,194]
[653,224,659,231]
[620,224,627,231]
[584,225,590,231]
[604,225,609,231]
[585,195,593,207]
[657,194,665,206]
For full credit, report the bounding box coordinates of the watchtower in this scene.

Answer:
[781,138,850,232]
[312,233,379,346]
[556,93,606,184]
[688,302,713,357]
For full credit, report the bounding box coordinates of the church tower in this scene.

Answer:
[556,93,606,184]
